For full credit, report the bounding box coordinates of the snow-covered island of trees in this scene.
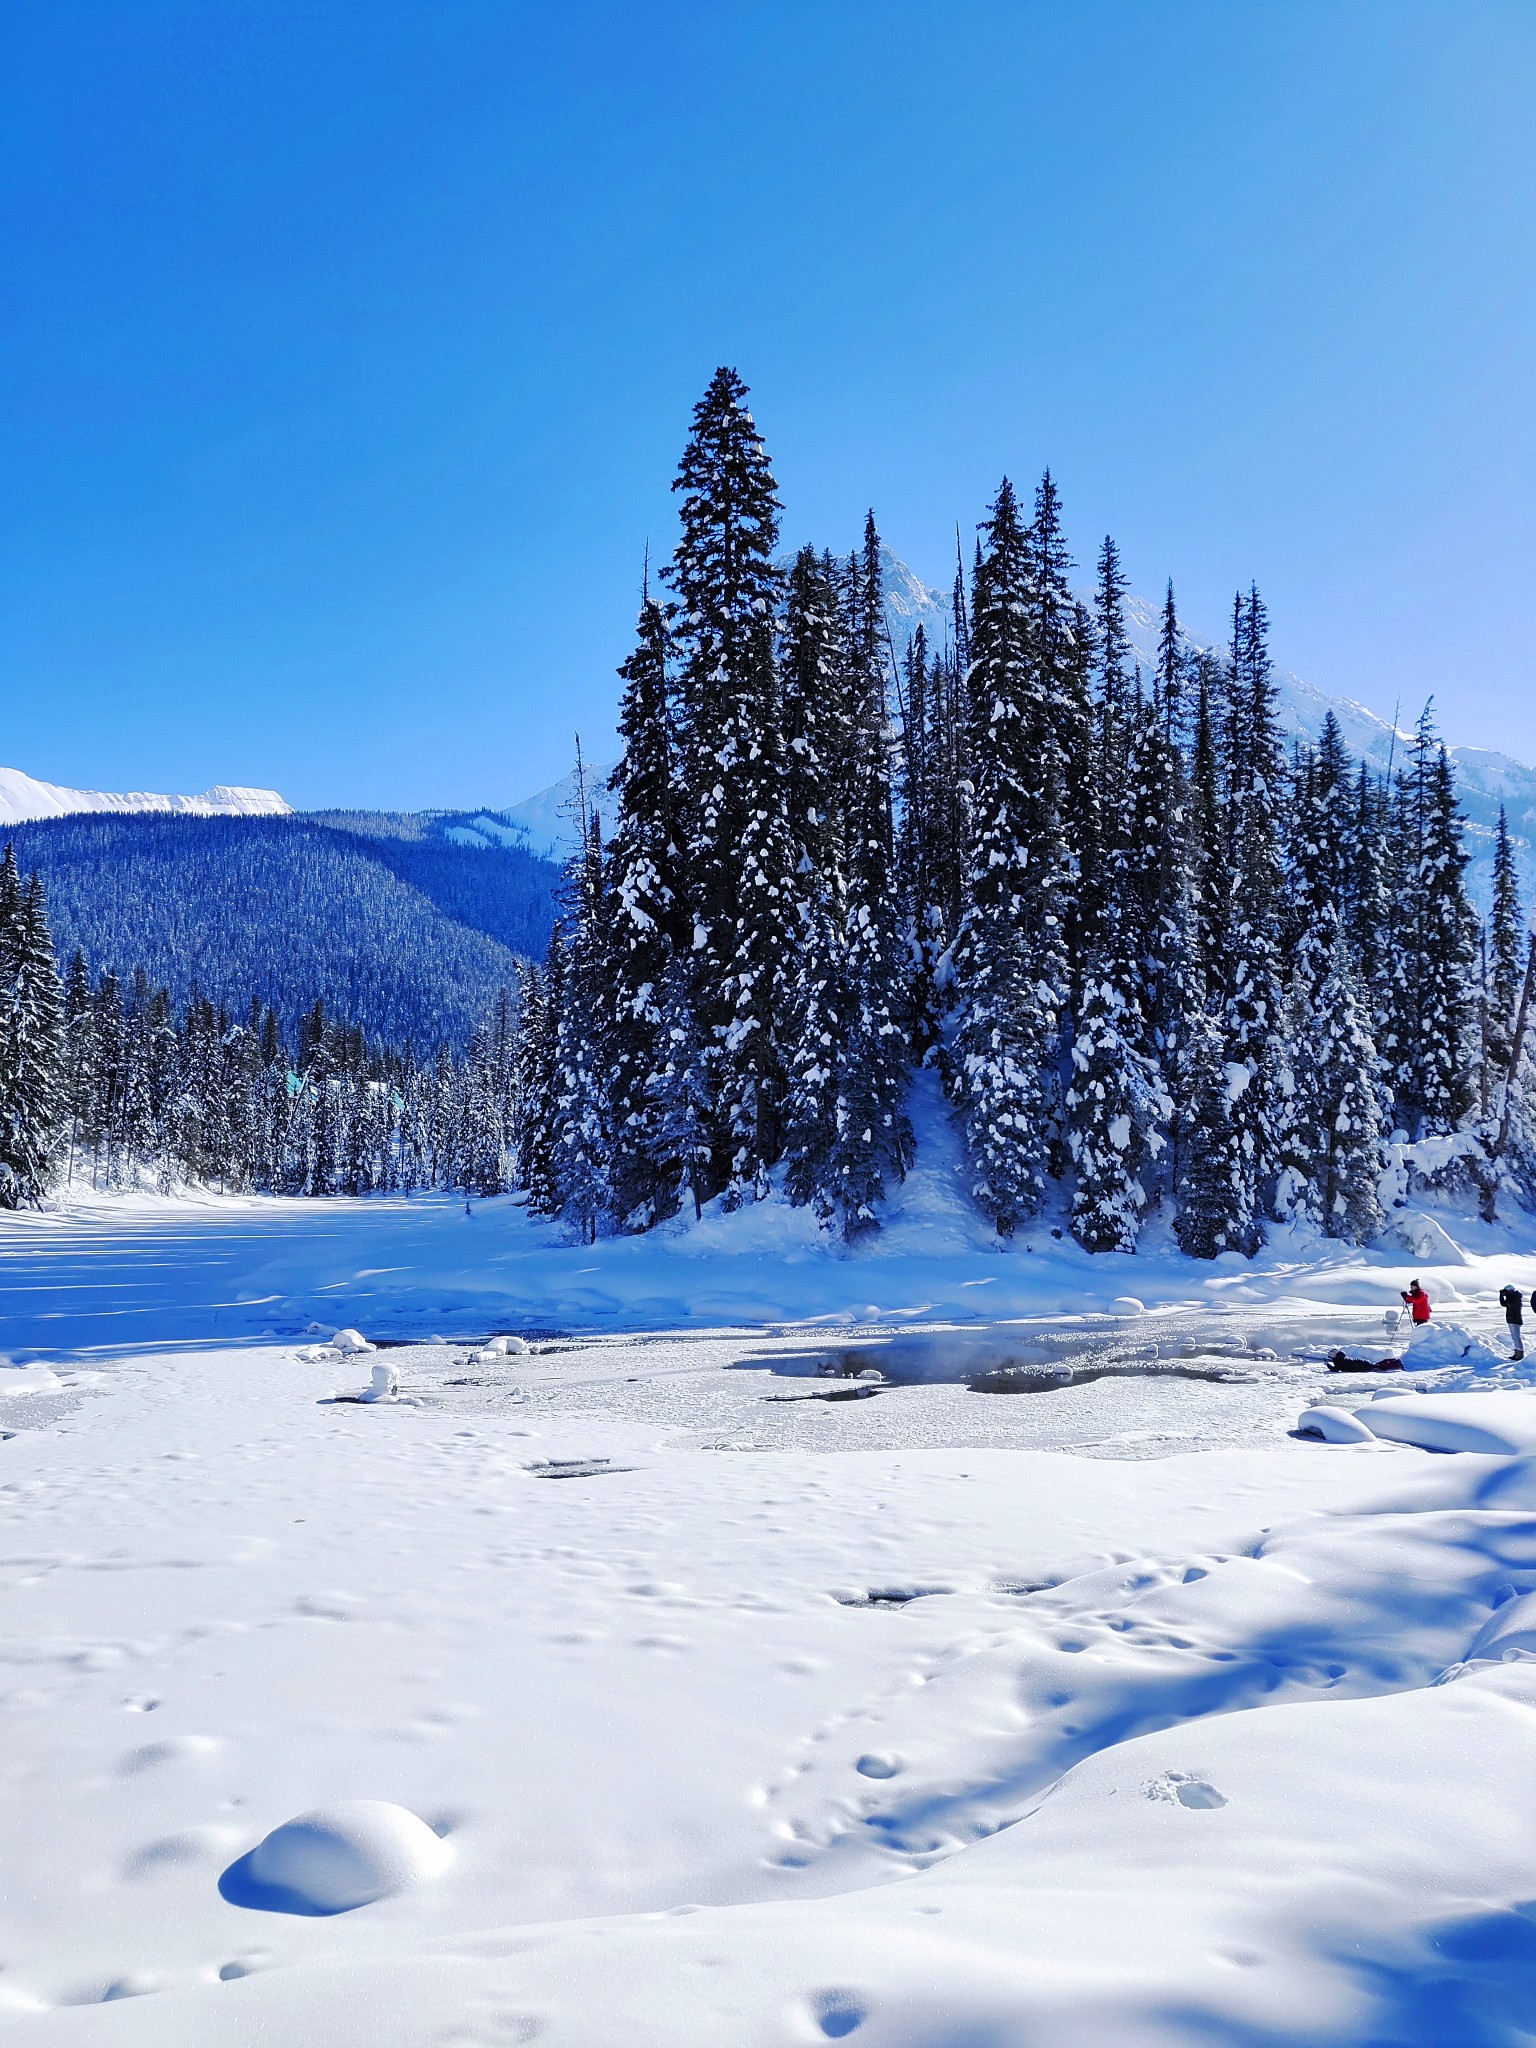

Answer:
[485,368,1536,1258]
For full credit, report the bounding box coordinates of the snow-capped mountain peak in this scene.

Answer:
[0,767,291,827]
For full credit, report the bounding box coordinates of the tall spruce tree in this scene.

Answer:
[603,591,687,1226]
[0,860,66,1206]
[665,367,797,1202]
[1485,804,1524,1097]
[551,809,617,1241]
[820,515,911,1232]
[1286,712,1354,1005]
[948,480,1055,1232]
[1217,586,1286,1247]
[1027,472,1096,990]
[1383,708,1477,1136]
[1156,579,1186,745]
[1310,921,1388,1243]
[1173,1004,1255,1258]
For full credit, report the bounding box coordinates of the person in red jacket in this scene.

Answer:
[1400,1280,1431,1325]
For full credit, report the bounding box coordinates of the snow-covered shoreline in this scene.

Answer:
[4,1173,1536,1356]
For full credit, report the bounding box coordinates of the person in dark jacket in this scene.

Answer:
[1503,1283,1528,1360]
[1400,1280,1431,1326]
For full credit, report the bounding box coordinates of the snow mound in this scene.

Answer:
[1464,1589,1536,1665]
[331,1328,373,1354]
[1385,1209,1470,1264]
[244,1802,451,1912]
[0,1365,62,1397]
[361,1363,398,1402]
[1297,1404,1377,1444]
[1402,1320,1505,1369]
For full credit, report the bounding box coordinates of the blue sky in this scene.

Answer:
[2,2,1533,811]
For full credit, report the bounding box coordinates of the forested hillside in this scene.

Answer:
[5,813,559,1050]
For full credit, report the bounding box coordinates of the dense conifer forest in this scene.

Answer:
[6,812,558,1047]
[4,367,1535,1246]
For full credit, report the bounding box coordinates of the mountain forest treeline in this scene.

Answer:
[4,366,1535,1248]
[0,841,521,1205]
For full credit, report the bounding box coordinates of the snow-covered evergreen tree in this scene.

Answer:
[512,956,562,1216]
[0,853,66,1207]
[1217,587,1285,1246]
[1286,711,1354,1004]
[550,817,617,1242]
[1310,923,1388,1243]
[1174,1008,1253,1258]
[603,590,687,1227]
[1383,708,1477,1136]
[1066,959,1169,1252]
[1485,804,1524,1094]
[948,480,1056,1233]
[665,367,797,1202]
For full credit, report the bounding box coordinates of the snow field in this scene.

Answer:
[0,1320,1446,2043]
[8,1195,1536,2038]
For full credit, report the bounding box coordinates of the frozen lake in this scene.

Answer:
[5,1194,1536,2043]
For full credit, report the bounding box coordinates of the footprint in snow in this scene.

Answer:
[1146,1771,1228,1809]
[806,1989,869,2038]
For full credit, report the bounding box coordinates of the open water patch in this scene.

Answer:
[967,1361,1257,1396]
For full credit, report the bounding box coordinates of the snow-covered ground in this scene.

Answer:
[8,1187,1536,2041]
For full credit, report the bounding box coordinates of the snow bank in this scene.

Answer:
[1463,1588,1536,1665]
[1342,1390,1536,1455]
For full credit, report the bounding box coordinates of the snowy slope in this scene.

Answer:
[487,764,617,861]
[0,765,290,826]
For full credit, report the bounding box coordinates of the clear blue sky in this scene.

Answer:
[2,2,1533,811]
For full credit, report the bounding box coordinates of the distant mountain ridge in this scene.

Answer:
[0,765,290,825]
